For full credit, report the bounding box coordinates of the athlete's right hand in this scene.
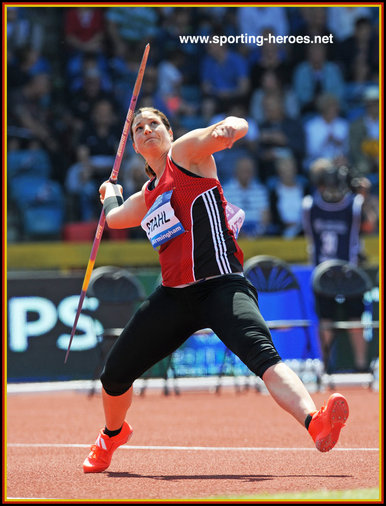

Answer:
[99,180,123,204]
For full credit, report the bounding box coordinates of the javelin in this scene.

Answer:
[64,43,150,363]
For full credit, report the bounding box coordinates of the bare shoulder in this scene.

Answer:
[170,128,208,163]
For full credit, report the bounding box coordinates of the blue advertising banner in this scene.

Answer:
[7,267,377,382]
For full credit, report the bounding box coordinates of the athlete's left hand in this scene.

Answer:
[211,124,237,149]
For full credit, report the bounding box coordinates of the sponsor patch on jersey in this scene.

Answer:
[225,202,245,239]
[141,190,185,248]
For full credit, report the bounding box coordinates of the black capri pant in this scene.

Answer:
[101,274,282,396]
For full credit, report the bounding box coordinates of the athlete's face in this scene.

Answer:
[132,111,173,157]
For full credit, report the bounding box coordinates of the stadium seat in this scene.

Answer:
[87,266,147,395]
[311,259,378,381]
[62,221,99,242]
[11,176,65,240]
[217,255,318,392]
[8,149,52,179]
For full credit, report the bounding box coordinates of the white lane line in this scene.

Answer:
[7,443,379,451]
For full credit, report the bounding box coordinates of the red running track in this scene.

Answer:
[5,386,380,501]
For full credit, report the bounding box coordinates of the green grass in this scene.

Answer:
[200,487,381,502]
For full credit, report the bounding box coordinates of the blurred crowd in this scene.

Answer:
[7,6,379,242]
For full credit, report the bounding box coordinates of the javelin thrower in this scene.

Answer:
[82,102,349,473]
[64,43,150,363]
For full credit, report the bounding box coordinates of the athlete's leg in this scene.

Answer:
[100,285,198,430]
[262,362,316,425]
[201,276,348,452]
[203,276,316,426]
[102,387,133,431]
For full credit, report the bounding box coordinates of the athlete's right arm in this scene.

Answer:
[99,180,148,229]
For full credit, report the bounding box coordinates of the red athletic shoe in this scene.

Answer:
[83,421,133,473]
[308,393,349,452]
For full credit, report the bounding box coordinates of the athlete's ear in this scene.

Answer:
[132,142,139,154]
[169,129,174,141]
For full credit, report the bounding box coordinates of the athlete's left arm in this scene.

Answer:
[171,116,248,177]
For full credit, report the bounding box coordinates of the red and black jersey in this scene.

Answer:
[144,152,244,287]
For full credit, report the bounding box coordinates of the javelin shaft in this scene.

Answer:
[109,43,150,182]
[64,43,150,364]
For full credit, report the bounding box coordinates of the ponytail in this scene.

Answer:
[145,162,156,179]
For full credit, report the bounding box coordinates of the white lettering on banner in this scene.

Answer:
[56,295,102,351]
[141,190,185,248]
[8,295,102,353]
[9,297,57,352]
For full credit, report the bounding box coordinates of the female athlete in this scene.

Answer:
[83,107,349,473]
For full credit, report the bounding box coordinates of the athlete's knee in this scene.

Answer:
[247,349,282,379]
[259,357,283,379]
[100,368,133,396]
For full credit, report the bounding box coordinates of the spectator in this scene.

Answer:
[344,54,378,121]
[349,86,379,180]
[77,98,121,177]
[292,43,345,117]
[65,145,98,221]
[66,99,122,220]
[195,6,235,36]
[291,7,335,65]
[120,154,149,198]
[157,49,184,97]
[67,53,112,94]
[350,176,379,234]
[336,16,378,83]
[200,43,250,110]
[257,93,305,182]
[67,61,116,137]
[157,49,197,120]
[63,5,110,99]
[222,156,270,237]
[198,8,240,55]
[302,159,375,372]
[64,7,105,56]
[210,103,254,182]
[236,6,289,39]
[304,93,349,172]
[106,7,159,57]
[249,69,300,124]
[13,43,51,79]
[109,44,150,116]
[155,8,201,64]
[9,72,66,180]
[249,36,292,92]
[268,153,310,238]
[198,96,220,125]
[307,157,330,194]
[136,65,173,118]
[326,6,373,42]
[7,6,43,54]
[119,154,149,239]
[8,43,51,95]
